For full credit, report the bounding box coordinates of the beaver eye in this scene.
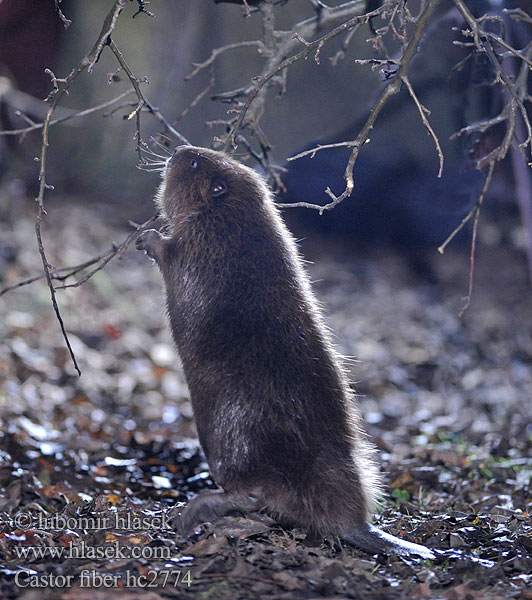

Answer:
[210,180,227,198]
[190,159,198,169]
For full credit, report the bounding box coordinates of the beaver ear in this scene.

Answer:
[210,180,227,198]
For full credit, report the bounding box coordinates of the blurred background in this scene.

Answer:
[0,0,529,267]
[0,0,530,469]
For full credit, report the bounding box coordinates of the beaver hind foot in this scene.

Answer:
[176,491,434,559]
[174,490,264,536]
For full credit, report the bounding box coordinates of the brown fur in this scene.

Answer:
[137,146,433,557]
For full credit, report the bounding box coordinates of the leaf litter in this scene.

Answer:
[0,201,531,598]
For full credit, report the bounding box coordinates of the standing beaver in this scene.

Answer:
[136,145,434,558]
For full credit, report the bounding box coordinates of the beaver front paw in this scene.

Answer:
[136,229,163,260]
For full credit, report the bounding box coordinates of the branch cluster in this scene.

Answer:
[0,0,177,374]
[186,0,445,209]
[1,0,531,368]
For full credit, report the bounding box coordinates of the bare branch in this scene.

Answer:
[22,0,182,374]
[177,65,216,122]
[438,162,495,255]
[401,76,444,178]
[87,0,128,73]
[503,7,532,27]
[287,141,360,162]
[31,1,130,376]
[0,90,134,137]
[450,112,507,141]
[483,32,532,69]
[185,41,264,81]
[450,1,532,175]
[458,204,480,318]
[280,0,443,213]
[35,214,81,376]
[55,216,158,290]
[108,40,190,147]
[223,2,380,151]
[1,217,158,297]
[54,0,72,29]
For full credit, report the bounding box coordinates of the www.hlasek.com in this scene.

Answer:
[13,540,171,561]
[15,569,192,589]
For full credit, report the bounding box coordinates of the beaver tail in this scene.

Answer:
[342,523,435,558]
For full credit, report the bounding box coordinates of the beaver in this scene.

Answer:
[136,145,434,558]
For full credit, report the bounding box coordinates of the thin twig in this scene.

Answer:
[56,216,157,289]
[176,65,215,122]
[0,218,158,296]
[483,31,532,69]
[108,40,190,145]
[287,141,359,162]
[458,205,480,318]
[438,162,495,255]
[35,214,81,375]
[54,0,72,29]
[439,162,495,316]
[185,41,264,81]
[33,0,129,376]
[401,76,444,178]
[450,111,507,141]
[0,90,134,137]
[503,8,532,27]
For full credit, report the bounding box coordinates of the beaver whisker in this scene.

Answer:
[138,165,166,172]
[142,157,167,165]
[142,149,170,161]
[149,136,174,156]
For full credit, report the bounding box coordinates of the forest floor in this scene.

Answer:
[0,200,531,599]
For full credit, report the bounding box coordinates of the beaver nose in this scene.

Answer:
[173,144,189,155]
[168,145,189,165]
